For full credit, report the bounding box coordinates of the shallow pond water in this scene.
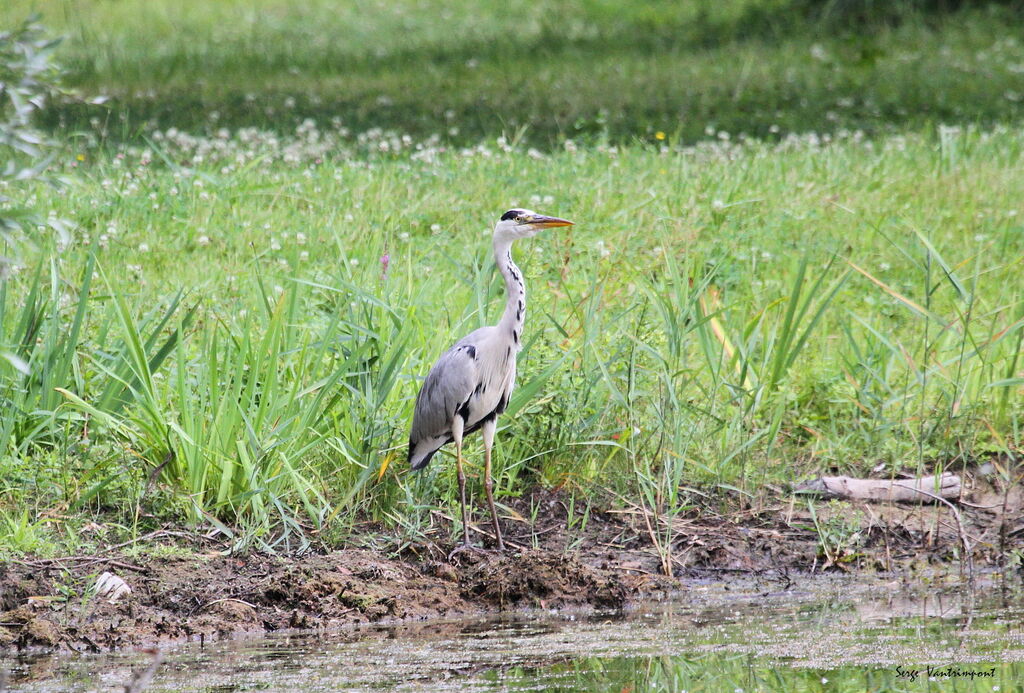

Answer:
[5,576,1024,692]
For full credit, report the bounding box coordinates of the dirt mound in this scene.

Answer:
[0,548,646,653]
[460,550,633,609]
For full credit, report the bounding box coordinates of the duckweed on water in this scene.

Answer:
[8,578,1024,692]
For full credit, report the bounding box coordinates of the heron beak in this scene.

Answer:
[527,215,574,229]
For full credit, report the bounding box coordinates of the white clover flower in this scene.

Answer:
[350,258,359,266]
[712,199,726,210]
[430,223,442,233]
[138,243,150,252]
[197,235,211,246]
[270,239,282,251]
[300,250,309,261]
[398,231,410,241]
[296,232,307,245]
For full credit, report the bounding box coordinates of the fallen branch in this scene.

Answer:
[187,598,259,618]
[794,473,961,503]
[14,557,148,573]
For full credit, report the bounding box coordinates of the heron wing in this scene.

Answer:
[410,340,480,451]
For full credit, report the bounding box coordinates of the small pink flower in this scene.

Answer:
[380,253,390,280]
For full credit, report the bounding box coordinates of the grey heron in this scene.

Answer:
[409,209,574,552]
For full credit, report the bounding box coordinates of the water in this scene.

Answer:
[5,576,1024,692]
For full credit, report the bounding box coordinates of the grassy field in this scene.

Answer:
[1,1,1022,556]
[5,0,1024,143]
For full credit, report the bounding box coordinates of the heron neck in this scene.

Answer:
[494,236,525,346]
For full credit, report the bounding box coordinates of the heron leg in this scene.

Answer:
[456,442,472,547]
[451,417,471,548]
[481,417,505,551]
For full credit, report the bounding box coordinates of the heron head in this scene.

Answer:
[494,208,574,240]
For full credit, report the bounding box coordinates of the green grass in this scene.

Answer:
[4,0,1024,144]
[1,0,1023,555]
[2,124,1023,552]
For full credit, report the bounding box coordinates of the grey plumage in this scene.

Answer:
[409,330,513,471]
[408,209,574,552]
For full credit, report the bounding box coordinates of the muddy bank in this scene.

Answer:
[0,548,658,653]
[2,472,1020,653]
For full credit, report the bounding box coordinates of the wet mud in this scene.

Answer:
[2,470,1020,654]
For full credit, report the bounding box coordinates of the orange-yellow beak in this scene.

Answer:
[526,214,574,228]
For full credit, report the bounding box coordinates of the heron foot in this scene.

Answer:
[447,542,493,564]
